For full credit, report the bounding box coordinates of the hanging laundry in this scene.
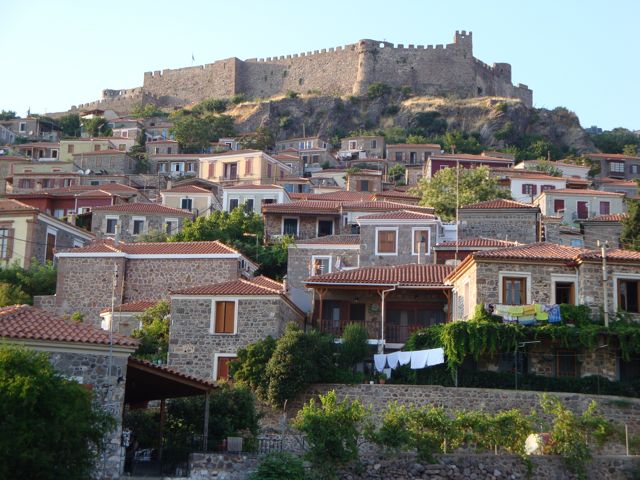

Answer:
[374,354,387,372]
[426,348,445,366]
[545,305,561,323]
[410,350,429,369]
[386,351,400,369]
[398,351,412,366]
[508,305,524,316]
[522,305,536,316]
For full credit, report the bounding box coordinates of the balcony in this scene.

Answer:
[318,320,428,344]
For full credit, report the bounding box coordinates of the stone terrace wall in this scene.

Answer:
[297,384,640,453]
[458,210,540,244]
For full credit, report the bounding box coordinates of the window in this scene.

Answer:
[224,163,238,180]
[94,144,101,152]
[213,301,235,334]
[215,355,237,381]
[618,279,640,313]
[312,154,319,162]
[599,201,610,215]
[409,152,417,164]
[553,199,565,213]
[631,165,639,174]
[317,219,333,237]
[42,179,54,189]
[311,256,331,276]
[0,227,12,259]
[18,179,34,189]
[376,229,397,255]
[371,140,377,149]
[522,184,537,196]
[245,159,252,175]
[348,140,357,150]
[541,185,556,192]
[132,219,145,235]
[556,350,577,378]
[106,218,118,234]
[395,152,403,162]
[64,178,73,187]
[187,163,194,172]
[172,162,183,172]
[67,144,74,153]
[165,219,178,235]
[155,147,160,154]
[52,150,58,158]
[181,198,193,211]
[360,180,369,192]
[19,122,26,132]
[167,147,173,154]
[570,238,584,247]
[502,277,526,305]
[228,198,239,211]
[555,282,575,304]
[412,229,430,255]
[576,201,589,219]
[283,218,298,236]
[610,162,625,173]
[53,209,64,218]
[245,199,254,212]
[262,198,275,205]
[159,163,167,173]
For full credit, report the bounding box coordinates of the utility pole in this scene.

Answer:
[599,240,609,327]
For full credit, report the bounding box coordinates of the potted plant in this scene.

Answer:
[377,372,388,384]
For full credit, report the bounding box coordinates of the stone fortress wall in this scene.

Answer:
[74,31,532,113]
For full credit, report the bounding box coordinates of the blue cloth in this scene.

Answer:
[546,305,561,323]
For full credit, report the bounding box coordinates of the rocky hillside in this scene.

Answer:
[225,93,595,154]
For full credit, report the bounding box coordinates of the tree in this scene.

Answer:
[442,131,484,154]
[525,160,563,177]
[621,196,640,250]
[388,164,406,186]
[231,336,277,400]
[132,301,171,363]
[0,282,29,307]
[207,114,236,141]
[129,129,149,174]
[623,144,639,157]
[338,323,369,373]
[591,128,640,154]
[367,82,391,99]
[409,111,447,137]
[192,98,229,114]
[241,126,274,151]
[0,110,17,120]
[0,260,57,304]
[130,102,167,118]
[412,165,511,220]
[0,346,114,480]
[58,113,81,138]
[170,115,213,152]
[82,116,112,137]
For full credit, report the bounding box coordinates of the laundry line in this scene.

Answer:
[374,347,445,372]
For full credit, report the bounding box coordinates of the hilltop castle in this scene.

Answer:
[75,31,532,112]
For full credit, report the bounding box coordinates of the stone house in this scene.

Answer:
[0,123,17,144]
[199,150,292,186]
[59,138,117,162]
[338,135,385,160]
[356,210,443,267]
[146,139,180,155]
[534,189,626,224]
[275,136,329,152]
[372,190,421,205]
[305,264,453,346]
[0,304,138,477]
[424,153,514,178]
[541,216,585,247]
[446,242,640,381]
[433,238,519,264]
[0,199,94,268]
[7,161,79,194]
[586,153,640,180]
[42,239,249,325]
[72,150,137,175]
[99,299,160,336]
[458,199,541,244]
[107,118,143,142]
[150,153,215,177]
[13,142,60,160]
[386,143,441,166]
[595,178,639,196]
[0,116,59,142]
[405,164,424,186]
[160,185,219,217]
[90,203,192,241]
[0,156,31,195]
[221,183,290,214]
[287,234,361,312]
[168,277,305,381]
[580,213,626,249]
[346,170,383,193]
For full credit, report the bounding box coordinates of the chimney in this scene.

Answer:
[114,224,120,245]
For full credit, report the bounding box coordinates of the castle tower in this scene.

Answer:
[454,30,473,53]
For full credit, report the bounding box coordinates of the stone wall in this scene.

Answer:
[90,211,188,243]
[73,152,137,175]
[582,222,623,249]
[458,209,540,244]
[48,350,129,479]
[359,223,437,267]
[32,217,90,266]
[264,213,342,240]
[168,296,289,380]
[188,453,259,480]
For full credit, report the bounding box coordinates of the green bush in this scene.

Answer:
[231,336,277,400]
[294,390,366,472]
[285,90,299,99]
[339,323,369,372]
[250,452,305,480]
[367,82,391,99]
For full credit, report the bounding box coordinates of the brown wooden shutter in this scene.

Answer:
[215,301,235,333]
[215,301,226,333]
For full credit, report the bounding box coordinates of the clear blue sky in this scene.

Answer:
[1,0,638,131]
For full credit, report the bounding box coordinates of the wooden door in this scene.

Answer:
[216,356,236,381]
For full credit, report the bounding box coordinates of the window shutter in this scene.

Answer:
[521,184,527,194]
[215,302,226,333]
[532,185,538,195]
[224,302,235,333]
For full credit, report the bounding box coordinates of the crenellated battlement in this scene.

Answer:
[79,31,532,112]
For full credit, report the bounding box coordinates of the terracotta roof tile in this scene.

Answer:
[171,277,283,296]
[540,188,625,196]
[387,143,441,149]
[584,213,627,222]
[161,185,212,194]
[435,238,520,248]
[128,357,216,388]
[460,198,536,209]
[92,203,191,215]
[100,299,160,314]
[342,200,434,213]
[586,153,640,160]
[0,199,38,212]
[72,149,127,156]
[251,275,285,291]
[262,200,340,214]
[59,239,239,256]
[472,243,584,261]
[357,210,437,221]
[307,191,373,201]
[579,249,640,262]
[431,153,514,163]
[224,183,284,190]
[373,190,420,200]
[0,305,137,347]
[305,264,453,287]
[296,235,360,245]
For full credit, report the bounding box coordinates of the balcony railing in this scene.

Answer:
[319,320,432,344]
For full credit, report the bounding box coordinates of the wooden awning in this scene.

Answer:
[125,357,216,404]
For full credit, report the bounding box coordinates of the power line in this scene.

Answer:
[0,232,90,250]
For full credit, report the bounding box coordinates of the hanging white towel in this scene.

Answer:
[410,350,429,369]
[426,347,445,366]
[398,351,412,366]
[386,351,400,369]
[373,354,387,372]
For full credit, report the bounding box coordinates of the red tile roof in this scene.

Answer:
[251,275,285,291]
[342,200,434,213]
[387,143,441,149]
[72,149,126,156]
[209,149,262,157]
[472,243,584,261]
[435,238,520,248]
[373,190,420,200]
[296,235,361,246]
[579,249,640,263]
[171,277,283,296]
[224,183,284,190]
[161,185,212,194]
[92,202,191,215]
[307,191,373,201]
[460,198,536,209]
[45,184,139,194]
[262,200,340,214]
[541,188,625,196]
[0,198,38,212]
[127,357,216,388]
[0,305,137,347]
[586,153,640,160]
[306,264,454,287]
[584,213,627,222]
[101,300,160,314]
[357,210,437,221]
[59,239,239,256]
[431,153,514,163]
[15,142,60,149]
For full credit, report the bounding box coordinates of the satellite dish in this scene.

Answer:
[77,169,84,174]
[85,169,91,175]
